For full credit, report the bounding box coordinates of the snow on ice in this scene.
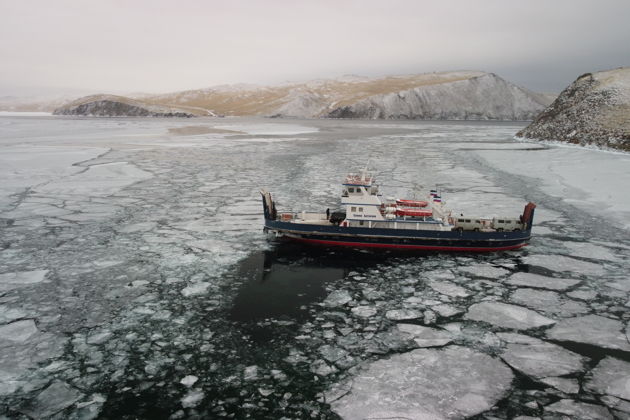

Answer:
[546,315,630,352]
[328,346,514,419]
[465,302,556,330]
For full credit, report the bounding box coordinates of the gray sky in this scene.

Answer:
[1,0,629,96]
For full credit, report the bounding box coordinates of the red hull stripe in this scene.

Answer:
[289,237,528,252]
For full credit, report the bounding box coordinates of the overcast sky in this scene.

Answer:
[1,0,629,96]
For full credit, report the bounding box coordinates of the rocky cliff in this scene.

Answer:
[516,68,630,151]
[53,95,197,117]
[325,73,549,120]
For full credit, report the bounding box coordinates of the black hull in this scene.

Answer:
[264,219,531,252]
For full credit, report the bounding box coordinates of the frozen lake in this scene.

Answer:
[1,115,629,419]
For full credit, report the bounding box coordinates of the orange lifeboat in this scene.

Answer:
[396,199,429,208]
[396,209,433,217]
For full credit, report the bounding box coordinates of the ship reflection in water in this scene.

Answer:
[229,246,347,322]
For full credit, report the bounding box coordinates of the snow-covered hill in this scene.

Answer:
[45,71,552,120]
[325,73,549,120]
[138,71,552,120]
[516,67,630,151]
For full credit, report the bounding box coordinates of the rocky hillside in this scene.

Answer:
[516,68,630,151]
[325,73,550,120]
[52,95,199,117]
[47,72,552,120]
[139,71,551,120]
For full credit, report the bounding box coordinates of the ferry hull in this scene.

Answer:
[263,219,532,253]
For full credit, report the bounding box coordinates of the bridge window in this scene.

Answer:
[351,206,356,212]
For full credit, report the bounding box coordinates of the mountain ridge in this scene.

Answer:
[44,71,553,120]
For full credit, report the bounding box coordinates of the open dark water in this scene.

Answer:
[0,116,629,419]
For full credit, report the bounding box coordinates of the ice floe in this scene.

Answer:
[18,380,84,418]
[465,302,556,330]
[396,324,453,347]
[0,319,39,343]
[540,377,580,394]
[385,309,422,321]
[328,346,514,419]
[428,280,471,297]
[544,399,613,420]
[584,357,630,401]
[510,288,588,316]
[505,272,580,291]
[546,315,630,352]
[180,375,199,387]
[322,290,353,307]
[458,264,510,279]
[181,389,204,408]
[523,254,606,276]
[0,269,48,292]
[498,333,585,379]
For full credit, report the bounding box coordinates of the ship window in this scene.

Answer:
[358,207,363,212]
[465,219,471,223]
[498,219,505,223]
[458,219,464,223]
[351,206,356,212]
[359,221,364,226]
[348,187,354,193]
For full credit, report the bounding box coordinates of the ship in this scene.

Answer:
[260,167,536,252]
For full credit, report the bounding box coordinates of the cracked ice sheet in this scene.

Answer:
[0,145,108,212]
[35,161,152,197]
[476,147,630,230]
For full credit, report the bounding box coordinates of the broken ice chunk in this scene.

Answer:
[499,335,585,379]
[180,375,198,388]
[459,264,510,279]
[351,306,377,318]
[510,288,588,316]
[0,319,39,343]
[0,306,28,324]
[541,377,580,394]
[0,269,48,292]
[329,346,513,419]
[181,389,204,408]
[584,357,630,401]
[322,290,352,307]
[432,304,465,318]
[546,315,630,352]
[523,254,606,276]
[428,281,470,298]
[385,309,422,321]
[311,359,337,377]
[180,282,210,297]
[465,302,555,330]
[544,399,613,420]
[243,365,259,381]
[18,380,84,418]
[505,272,581,291]
[396,324,453,347]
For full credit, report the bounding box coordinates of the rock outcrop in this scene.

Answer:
[516,67,630,151]
[325,73,550,120]
[53,95,196,117]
